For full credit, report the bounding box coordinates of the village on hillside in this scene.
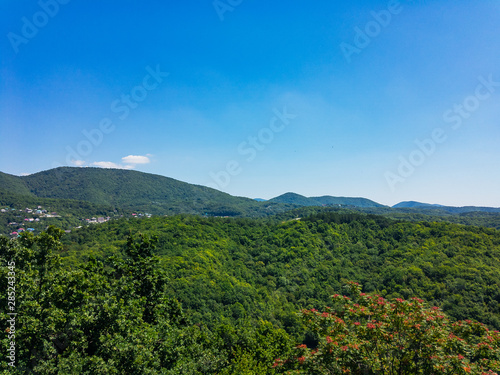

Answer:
[1,205,152,237]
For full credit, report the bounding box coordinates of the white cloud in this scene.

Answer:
[91,155,152,170]
[72,160,87,167]
[122,155,151,165]
[92,161,123,169]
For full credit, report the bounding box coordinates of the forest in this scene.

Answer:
[1,212,500,373]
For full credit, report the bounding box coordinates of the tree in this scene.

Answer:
[276,282,500,374]
[0,228,221,374]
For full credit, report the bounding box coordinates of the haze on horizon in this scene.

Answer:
[1,1,499,207]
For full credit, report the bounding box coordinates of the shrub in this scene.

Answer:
[276,282,500,374]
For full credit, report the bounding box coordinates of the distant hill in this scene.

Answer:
[393,201,444,209]
[269,193,317,206]
[393,201,500,214]
[0,167,291,217]
[2,168,499,221]
[313,195,386,208]
[269,192,385,208]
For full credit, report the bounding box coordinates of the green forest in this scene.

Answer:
[2,212,500,373]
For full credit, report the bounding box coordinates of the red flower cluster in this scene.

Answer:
[275,282,500,374]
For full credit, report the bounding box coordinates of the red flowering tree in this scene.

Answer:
[275,282,500,374]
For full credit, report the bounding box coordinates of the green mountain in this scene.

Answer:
[392,201,444,208]
[393,200,500,214]
[0,171,34,196]
[268,192,317,206]
[269,192,385,208]
[2,168,499,227]
[0,167,291,217]
[313,195,386,207]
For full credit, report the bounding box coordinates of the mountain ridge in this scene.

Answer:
[268,192,386,208]
[393,201,444,208]
[2,168,500,216]
[393,200,500,213]
[0,167,290,217]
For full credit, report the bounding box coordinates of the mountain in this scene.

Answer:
[2,168,499,221]
[393,200,500,214]
[268,192,317,206]
[269,192,385,208]
[393,201,444,208]
[0,167,291,217]
[0,171,34,196]
[312,195,386,208]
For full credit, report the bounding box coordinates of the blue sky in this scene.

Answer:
[1,0,499,207]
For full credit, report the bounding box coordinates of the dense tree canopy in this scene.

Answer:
[1,212,500,373]
[61,213,500,330]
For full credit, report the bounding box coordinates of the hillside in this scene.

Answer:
[393,201,500,214]
[0,171,34,196]
[269,192,385,208]
[0,188,129,235]
[393,201,444,208]
[2,168,500,227]
[0,167,292,217]
[3,210,500,372]
[60,212,500,330]
[313,195,386,207]
[268,192,316,206]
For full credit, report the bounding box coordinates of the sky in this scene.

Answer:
[1,0,499,207]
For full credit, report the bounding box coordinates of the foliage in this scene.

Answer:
[2,210,500,373]
[277,282,500,374]
[0,227,292,373]
[58,213,500,332]
[0,173,33,197]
